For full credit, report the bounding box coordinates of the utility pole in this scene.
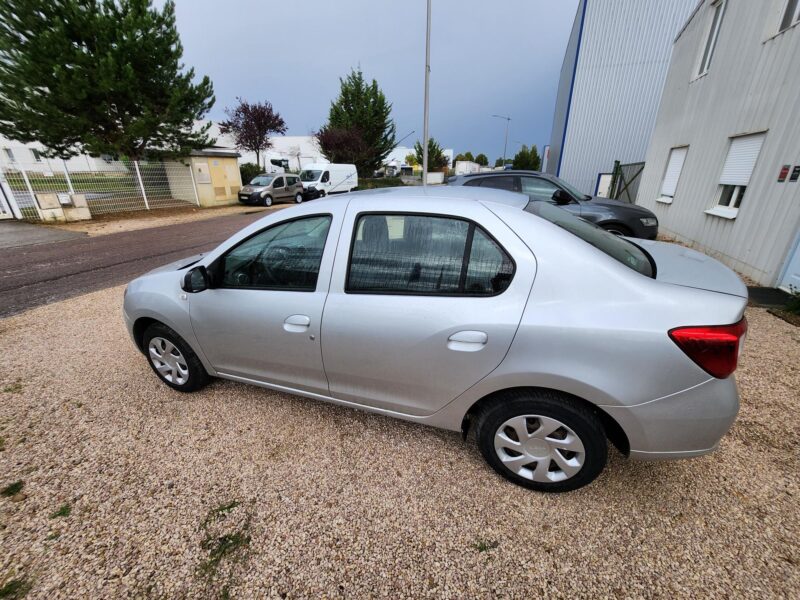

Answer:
[422,0,431,186]
[492,114,511,167]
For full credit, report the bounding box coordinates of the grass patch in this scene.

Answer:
[472,539,499,553]
[199,530,251,575]
[1,481,23,497]
[2,383,22,394]
[49,503,71,519]
[0,578,31,599]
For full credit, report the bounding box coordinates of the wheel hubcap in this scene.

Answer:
[494,415,585,483]
[148,337,189,385]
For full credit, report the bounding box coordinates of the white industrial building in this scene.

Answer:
[546,0,697,195]
[636,0,800,290]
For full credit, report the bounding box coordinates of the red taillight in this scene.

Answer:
[668,318,747,379]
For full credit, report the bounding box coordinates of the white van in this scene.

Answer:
[299,163,358,196]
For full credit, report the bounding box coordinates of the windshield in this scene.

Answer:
[554,176,590,200]
[524,201,654,277]
[300,170,322,182]
[249,175,274,186]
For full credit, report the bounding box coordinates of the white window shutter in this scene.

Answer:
[660,147,687,197]
[720,133,765,186]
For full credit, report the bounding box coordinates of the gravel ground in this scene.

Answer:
[0,287,798,598]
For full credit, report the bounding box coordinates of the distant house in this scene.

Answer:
[546,0,697,195]
[636,0,800,290]
[0,134,127,173]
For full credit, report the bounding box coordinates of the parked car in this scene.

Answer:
[448,170,659,239]
[238,173,304,206]
[299,163,358,197]
[124,187,747,492]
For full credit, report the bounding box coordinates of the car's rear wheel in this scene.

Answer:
[475,390,607,492]
[294,192,303,203]
[601,223,632,237]
[143,323,209,393]
[263,194,273,207]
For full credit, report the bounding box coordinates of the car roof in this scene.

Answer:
[461,170,546,177]
[346,184,530,208]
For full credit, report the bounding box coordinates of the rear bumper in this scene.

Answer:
[600,376,739,460]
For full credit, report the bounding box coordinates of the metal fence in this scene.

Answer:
[608,160,645,204]
[0,158,198,220]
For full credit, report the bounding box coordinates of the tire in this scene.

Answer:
[601,223,632,237]
[142,323,210,393]
[474,390,607,493]
[319,190,326,197]
[294,192,303,204]
[263,194,273,207]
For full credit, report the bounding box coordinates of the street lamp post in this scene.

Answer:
[492,114,511,167]
[422,0,432,186]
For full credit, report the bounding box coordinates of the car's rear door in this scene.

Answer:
[320,196,537,416]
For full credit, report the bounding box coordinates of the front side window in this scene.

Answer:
[520,177,562,202]
[273,176,285,188]
[300,170,322,182]
[524,202,654,277]
[347,214,514,295]
[698,0,726,76]
[321,171,330,183]
[216,215,332,290]
[781,0,800,31]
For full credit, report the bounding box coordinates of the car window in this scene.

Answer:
[478,176,517,192]
[524,202,654,277]
[249,175,274,186]
[463,178,482,187]
[286,176,296,185]
[347,214,514,295]
[321,171,330,183]
[217,215,332,290]
[521,177,561,202]
[273,177,284,188]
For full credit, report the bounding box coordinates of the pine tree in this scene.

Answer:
[317,69,396,175]
[414,138,448,170]
[0,0,215,159]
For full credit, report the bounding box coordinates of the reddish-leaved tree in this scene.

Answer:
[219,98,287,168]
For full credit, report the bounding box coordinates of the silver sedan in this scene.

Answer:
[123,187,748,492]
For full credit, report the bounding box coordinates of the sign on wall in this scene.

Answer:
[779,165,790,182]
[791,166,800,182]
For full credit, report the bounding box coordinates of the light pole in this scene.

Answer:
[492,114,511,167]
[422,0,431,186]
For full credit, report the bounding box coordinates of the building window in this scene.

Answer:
[698,0,726,76]
[3,148,14,162]
[31,149,43,162]
[781,0,800,31]
[705,132,765,219]
[658,146,688,204]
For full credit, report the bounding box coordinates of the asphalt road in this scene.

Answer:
[0,211,267,318]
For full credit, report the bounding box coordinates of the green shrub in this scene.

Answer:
[359,177,404,190]
[238,162,262,185]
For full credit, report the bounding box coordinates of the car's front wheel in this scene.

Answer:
[263,194,273,207]
[143,323,209,393]
[475,390,607,492]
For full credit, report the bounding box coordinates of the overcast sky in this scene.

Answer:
[172,0,579,160]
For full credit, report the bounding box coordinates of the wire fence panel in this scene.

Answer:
[0,158,197,220]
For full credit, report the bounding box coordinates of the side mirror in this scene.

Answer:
[552,189,573,205]
[182,265,209,293]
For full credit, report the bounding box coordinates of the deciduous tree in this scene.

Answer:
[219,98,287,168]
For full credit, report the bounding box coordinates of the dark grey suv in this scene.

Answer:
[448,170,658,239]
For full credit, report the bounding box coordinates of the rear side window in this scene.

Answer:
[478,176,518,192]
[347,214,514,295]
[524,202,654,277]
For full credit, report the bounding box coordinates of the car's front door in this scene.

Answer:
[320,197,537,416]
[189,212,340,395]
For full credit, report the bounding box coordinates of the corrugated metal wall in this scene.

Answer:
[637,0,800,286]
[556,0,697,194]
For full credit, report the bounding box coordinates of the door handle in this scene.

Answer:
[447,330,488,352]
[283,314,311,332]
